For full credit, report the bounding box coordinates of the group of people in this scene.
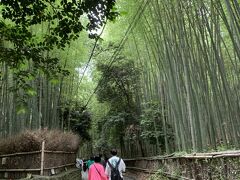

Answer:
[77,149,126,180]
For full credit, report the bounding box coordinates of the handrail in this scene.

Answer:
[0,150,76,158]
[0,151,41,158]
[124,150,240,161]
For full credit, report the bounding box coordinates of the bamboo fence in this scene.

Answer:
[0,141,77,179]
[125,150,240,179]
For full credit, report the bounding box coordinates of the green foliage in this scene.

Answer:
[16,105,27,115]
[59,101,92,141]
[0,0,118,106]
[93,136,111,154]
[90,57,141,152]
[96,58,139,110]
[26,87,37,96]
[95,112,130,150]
[71,109,92,141]
[1,0,118,42]
[140,102,173,152]
[50,78,59,85]
[103,0,240,154]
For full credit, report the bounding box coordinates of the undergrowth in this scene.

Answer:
[0,129,80,155]
[148,169,169,180]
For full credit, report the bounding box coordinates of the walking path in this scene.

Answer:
[81,171,88,180]
[124,176,136,180]
[81,171,135,180]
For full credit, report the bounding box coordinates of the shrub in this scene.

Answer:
[0,130,80,155]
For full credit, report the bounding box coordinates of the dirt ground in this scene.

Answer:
[125,171,151,180]
[82,171,136,180]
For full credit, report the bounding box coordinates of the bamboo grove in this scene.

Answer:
[0,0,117,138]
[0,29,91,136]
[86,0,240,157]
[108,0,240,154]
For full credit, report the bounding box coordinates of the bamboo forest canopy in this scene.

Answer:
[0,0,240,157]
[0,0,117,88]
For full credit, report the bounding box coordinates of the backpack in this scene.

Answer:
[83,161,87,172]
[107,158,123,180]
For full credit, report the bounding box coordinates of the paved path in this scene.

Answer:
[124,176,136,180]
[81,171,88,180]
[81,171,135,180]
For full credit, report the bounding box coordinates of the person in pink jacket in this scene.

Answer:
[88,155,108,180]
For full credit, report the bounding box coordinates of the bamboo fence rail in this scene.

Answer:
[124,150,240,179]
[0,141,77,179]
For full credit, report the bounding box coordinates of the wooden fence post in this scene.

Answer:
[40,141,45,176]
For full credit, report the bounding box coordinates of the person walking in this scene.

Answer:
[81,159,88,180]
[76,158,83,170]
[87,156,95,169]
[88,155,108,180]
[105,149,126,180]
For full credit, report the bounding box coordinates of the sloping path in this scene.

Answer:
[124,176,136,180]
[81,171,135,180]
[81,171,88,180]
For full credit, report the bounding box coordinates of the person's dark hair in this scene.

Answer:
[110,148,117,156]
[90,156,94,161]
[103,154,108,161]
[94,155,101,163]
